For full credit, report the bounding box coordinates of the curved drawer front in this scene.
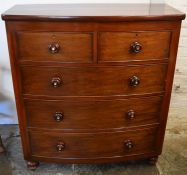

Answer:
[99,31,171,62]
[29,127,158,159]
[20,64,167,96]
[17,32,93,63]
[25,96,162,130]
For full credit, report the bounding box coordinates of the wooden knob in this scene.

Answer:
[51,77,62,87]
[130,41,142,53]
[124,140,133,150]
[129,76,140,87]
[54,112,63,122]
[126,110,135,120]
[56,141,65,152]
[48,43,60,54]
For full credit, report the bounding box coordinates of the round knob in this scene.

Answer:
[124,140,133,150]
[51,77,62,88]
[48,43,60,54]
[129,76,140,87]
[126,110,135,120]
[54,112,63,122]
[130,42,142,53]
[56,141,65,152]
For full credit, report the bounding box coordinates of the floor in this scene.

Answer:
[0,93,187,175]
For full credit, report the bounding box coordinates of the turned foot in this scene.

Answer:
[0,135,5,153]
[27,161,39,170]
[148,156,158,165]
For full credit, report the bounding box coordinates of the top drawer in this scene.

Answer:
[99,31,171,62]
[16,32,93,63]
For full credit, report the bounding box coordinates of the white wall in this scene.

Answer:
[165,0,187,94]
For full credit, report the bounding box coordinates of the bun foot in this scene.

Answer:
[27,161,39,170]
[148,156,158,165]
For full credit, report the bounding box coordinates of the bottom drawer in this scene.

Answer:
[29,127,158,159]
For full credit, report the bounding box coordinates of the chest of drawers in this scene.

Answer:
[2,3,185,169]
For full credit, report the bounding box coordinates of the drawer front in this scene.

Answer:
[17,32,93,63]
[21,64,167,96]
[25,96,162,130]
[29,127,158,158]
[99,31,171,62]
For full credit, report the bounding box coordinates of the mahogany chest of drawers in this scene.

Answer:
[2,4,185,169]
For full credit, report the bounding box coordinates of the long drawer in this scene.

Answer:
[29,127,158,159]
[20,64,167,96]
[25,96,162,130]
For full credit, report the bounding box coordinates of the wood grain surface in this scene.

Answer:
[25,96,162,130]
[17,32,93,63]
[2,4,185,21]
[20,64,167,97]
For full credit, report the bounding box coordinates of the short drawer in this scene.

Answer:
[99,31,171,62]
[29,127,158,158]
[20,64,167,96]
[25,96,162,130]
[16,32,93,63]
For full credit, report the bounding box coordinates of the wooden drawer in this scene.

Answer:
[20,64,167,96]
[16,32,93,63]
[99,31,171,62]
[25,96,162,130]
[29,127,158,158]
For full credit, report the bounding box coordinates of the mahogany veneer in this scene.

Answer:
[2,3,185,169]
[99,31,171,62]
[21,64,167,96]
[25,96,162,130]
[17,32,93,62]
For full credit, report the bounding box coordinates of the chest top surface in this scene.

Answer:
[1,3,185,22]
